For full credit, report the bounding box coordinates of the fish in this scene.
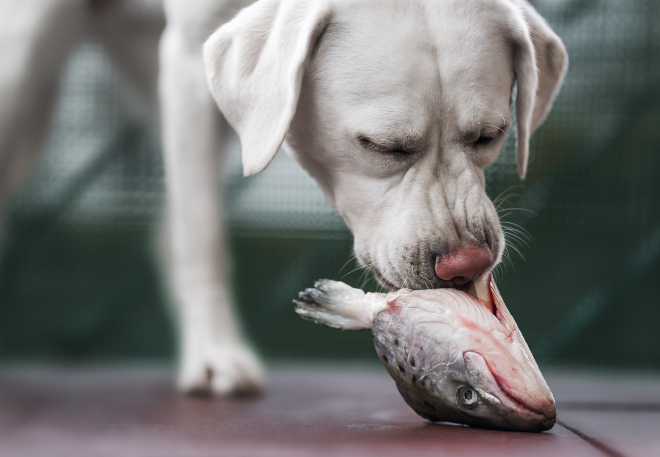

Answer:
[294,274,556,432]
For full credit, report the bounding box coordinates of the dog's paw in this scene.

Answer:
[178,340,264,396]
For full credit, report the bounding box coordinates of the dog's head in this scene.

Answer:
[204,0,567,290]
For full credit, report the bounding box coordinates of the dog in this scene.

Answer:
[0,0,566,396]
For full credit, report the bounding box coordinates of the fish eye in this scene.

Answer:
[457,386,479,409]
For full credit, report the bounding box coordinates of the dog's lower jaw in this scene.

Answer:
[359,254,424,291]
[364,253,495,292]
[370,267,398,291]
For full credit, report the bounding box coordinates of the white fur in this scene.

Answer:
[205,0,567,292]
[0,0,566,395]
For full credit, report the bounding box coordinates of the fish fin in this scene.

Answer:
[294,280,384,330]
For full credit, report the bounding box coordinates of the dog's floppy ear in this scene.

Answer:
[203,0,332,176]
[509,1,568,179]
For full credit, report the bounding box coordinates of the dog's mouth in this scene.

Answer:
[358,248,495,296]
[369,265,491,310]
[369,266,399,290]
[364,259,486,295]
[365,257,491,294]
[366,261,436,292]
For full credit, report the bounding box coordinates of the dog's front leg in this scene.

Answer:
[159,21,263,396]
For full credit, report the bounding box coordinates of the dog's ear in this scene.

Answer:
[510,1,568,179]
[203,0,331,176]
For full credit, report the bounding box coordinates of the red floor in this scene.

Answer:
[0,366,657,457]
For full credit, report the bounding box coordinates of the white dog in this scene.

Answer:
[0,0,566,396]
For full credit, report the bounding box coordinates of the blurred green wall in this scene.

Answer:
[0,0,659,370]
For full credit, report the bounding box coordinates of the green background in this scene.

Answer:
[1,0,659,370]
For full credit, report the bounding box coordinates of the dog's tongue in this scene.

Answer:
[460,274,494,314]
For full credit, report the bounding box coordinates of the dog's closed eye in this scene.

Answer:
[471,125,508,148]
[474,135,495,146]
[357,135,416,156]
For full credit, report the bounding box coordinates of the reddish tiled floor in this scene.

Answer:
[0,366,656,456]
[549,370,660,457]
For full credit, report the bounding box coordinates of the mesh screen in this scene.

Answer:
[0,0,658,369]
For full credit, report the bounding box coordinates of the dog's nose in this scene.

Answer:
[435,244,493,287]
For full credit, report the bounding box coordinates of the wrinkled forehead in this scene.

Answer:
[314,0,516,128]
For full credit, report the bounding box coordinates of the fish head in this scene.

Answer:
[373,276,556,432]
